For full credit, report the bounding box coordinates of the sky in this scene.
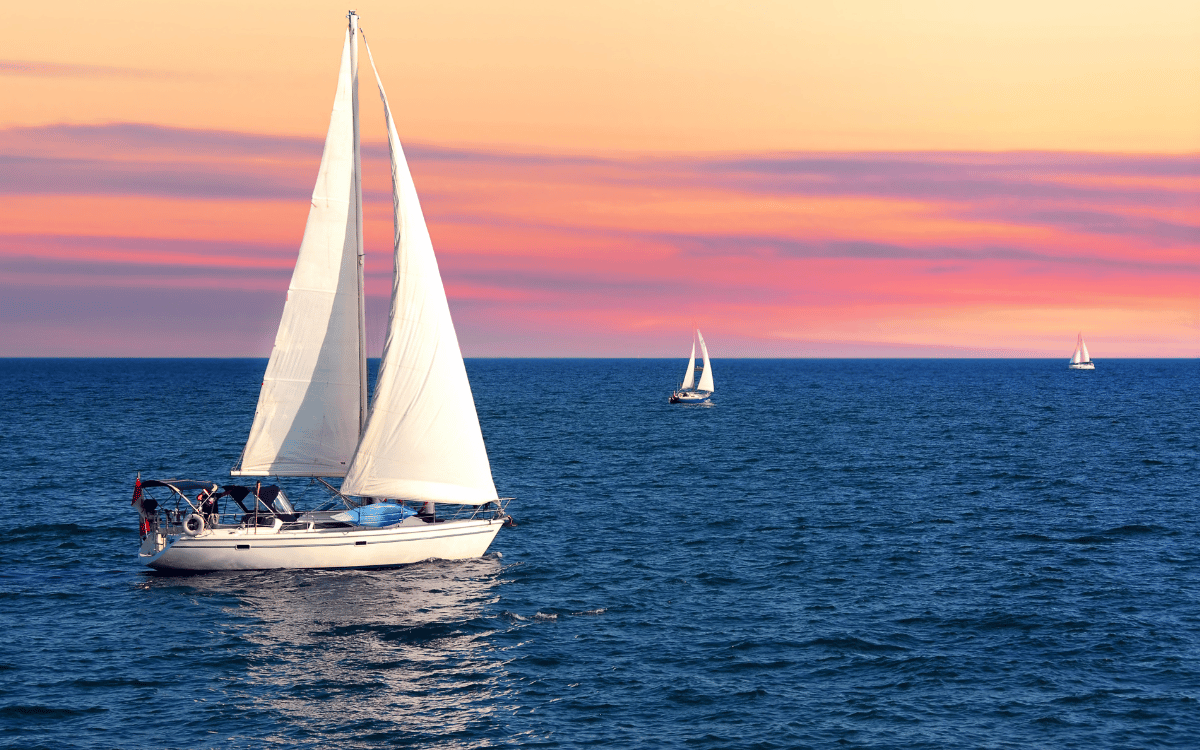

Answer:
[1,0,1197,357]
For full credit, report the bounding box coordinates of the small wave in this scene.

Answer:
[533,611,558,621]
[0,523,121,542]
[803,636,908,653]
[1052,688,1134,705]
[665,687,716,706]
[1069,534,1113,545]
[68,677,162,689]
[734,687,770,698]
[0,704,106,720]
[1068,524,1163,544]
[571,608,606,616]
[1033,714,1078,727]
[1104,524,1162,536]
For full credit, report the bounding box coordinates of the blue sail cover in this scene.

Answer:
[331,503,416,527]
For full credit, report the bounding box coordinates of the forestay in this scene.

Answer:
[234,32,365,478]
[340,37,499,504]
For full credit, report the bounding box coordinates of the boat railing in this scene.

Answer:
[146,506,293,534]
[143,498,512,536]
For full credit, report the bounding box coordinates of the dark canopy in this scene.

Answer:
[217,484,281,513]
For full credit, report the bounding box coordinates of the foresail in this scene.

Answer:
[1080,339,1090,363]
[680,341,696,390]
[341,38,498,504]
[697,330,714,392]
[234,32,363,477]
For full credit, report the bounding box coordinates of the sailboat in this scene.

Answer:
[1068,333,1095,370]
[669,330,715,403]
[130,11,513,572]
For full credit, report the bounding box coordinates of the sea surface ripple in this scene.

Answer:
[0,358,1197,749]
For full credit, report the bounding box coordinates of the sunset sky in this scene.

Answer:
[2,0,1197,357]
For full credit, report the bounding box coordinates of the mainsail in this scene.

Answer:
[680,341,697,390]
[339,36,498,504]
[233,31,365,477]
[696,330,714,392]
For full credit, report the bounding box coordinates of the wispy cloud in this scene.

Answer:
[0,123,1196,356]
[0,154,312,200]
[0,60,181,79]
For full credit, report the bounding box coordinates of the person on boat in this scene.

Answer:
[200,490,219,526]
[418,501,436,521]
[138,496,159,536]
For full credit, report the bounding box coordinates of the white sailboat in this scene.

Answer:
[669,330,714,403]
[1068,333,1095,370]
[130,12,512,572]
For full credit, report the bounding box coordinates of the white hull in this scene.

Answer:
[670,390,712,404]
[1068,362,1095,370]
[139,517,503,572]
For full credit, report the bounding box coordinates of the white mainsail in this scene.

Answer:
[696,330,714,392]
[1080,337,1090,363]
[680,341,696,390]
[233,32,365,478]
[339,37,498,505]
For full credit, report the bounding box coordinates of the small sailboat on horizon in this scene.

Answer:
[1069,333,1095,370]
[669,330,715,404]
[129,11,513,572]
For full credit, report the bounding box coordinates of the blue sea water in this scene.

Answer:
[0,357,1197,749]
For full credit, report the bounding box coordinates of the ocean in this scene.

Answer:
[1,358,1197,749]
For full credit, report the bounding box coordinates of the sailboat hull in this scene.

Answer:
[1068,362,1095,370]
[669,390,712,404]
[139,518,503,572]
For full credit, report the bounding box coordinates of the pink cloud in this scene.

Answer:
[0,123,1195,357]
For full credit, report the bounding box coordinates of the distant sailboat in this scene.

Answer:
[1069,333,1095,370]
[669,330,714,403]
[129,11,513,572]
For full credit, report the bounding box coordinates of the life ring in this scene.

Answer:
[183,513,205,536]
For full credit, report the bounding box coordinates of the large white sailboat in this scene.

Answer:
[669,330,715,404]
[130,12,512,572]
[1068,333,1095,370]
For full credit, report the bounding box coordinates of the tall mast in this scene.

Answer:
[348,10,368,436]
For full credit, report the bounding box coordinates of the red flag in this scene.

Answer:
[131,477,143,506]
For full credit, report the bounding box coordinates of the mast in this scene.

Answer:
[349,9,368,436]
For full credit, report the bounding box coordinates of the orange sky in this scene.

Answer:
[1,1,1197,357]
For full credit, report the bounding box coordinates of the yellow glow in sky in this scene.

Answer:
[2,0,1198,153]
